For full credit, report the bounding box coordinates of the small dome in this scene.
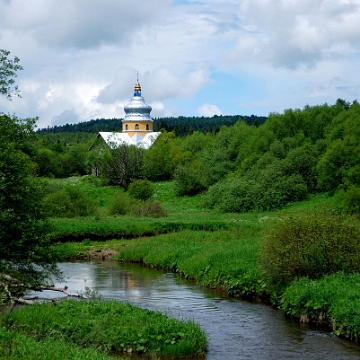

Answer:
[123,76,152,123]
[134,81,141,92]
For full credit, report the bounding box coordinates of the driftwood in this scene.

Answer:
[0,273,87,305]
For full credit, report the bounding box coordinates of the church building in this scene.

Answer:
[89,76,160,151]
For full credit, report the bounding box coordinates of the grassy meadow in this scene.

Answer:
[49,177,360,343]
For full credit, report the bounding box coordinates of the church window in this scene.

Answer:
[135,124,139,130]
[125,124,128,130]
[146,124,149,130]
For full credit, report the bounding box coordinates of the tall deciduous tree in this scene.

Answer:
[0,51,60,303]
[0,115,60,303]
[98,143,145,189]
[0,49,23,100]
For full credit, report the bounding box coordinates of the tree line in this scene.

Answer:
[31,98,360,213]
[36,114,267,137]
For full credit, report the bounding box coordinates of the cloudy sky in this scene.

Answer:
[1,0,360,129]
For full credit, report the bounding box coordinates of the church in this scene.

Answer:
[89,76,160,151]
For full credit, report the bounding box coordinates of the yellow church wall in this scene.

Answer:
[122,121,153,132]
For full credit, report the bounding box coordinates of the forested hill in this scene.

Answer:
[36,114,267,136]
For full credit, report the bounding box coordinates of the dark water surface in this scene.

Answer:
[29,261,360,359]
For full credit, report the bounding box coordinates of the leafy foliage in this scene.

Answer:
[0,49,23,99]
[95,143,145,189]
[43,186,96,218]
[204,159,308,212]
[143,132,180,180]
[128,179,154,200]
[260,211,360,285]
[334,185,360,214]
[0,115,59,295]
[174,160,210,196]
[108,193,132,215]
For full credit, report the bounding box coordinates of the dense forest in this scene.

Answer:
[36,114,267,136]
[32,98,360,214]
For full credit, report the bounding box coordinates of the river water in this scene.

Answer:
[29,261,360,359]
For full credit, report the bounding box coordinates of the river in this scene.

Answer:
[28,261,360,359]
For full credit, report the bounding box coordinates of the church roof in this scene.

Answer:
[89,131,160,151]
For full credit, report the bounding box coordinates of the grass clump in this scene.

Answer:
[281,273,360,340]
[0,327,113,360]
[260,210,360,285]
[7,300,207,358]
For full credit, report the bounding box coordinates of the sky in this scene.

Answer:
[1,0,360,129]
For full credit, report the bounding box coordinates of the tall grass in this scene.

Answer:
[118,228,263,297]
[0,327,114,360]
[7,300,207,358]
[281,273,360,340]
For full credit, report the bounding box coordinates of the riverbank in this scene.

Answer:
[48,179,360,345]
[4,300,207,359]
[51,215,360,345]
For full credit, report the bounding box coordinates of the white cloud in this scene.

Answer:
[97,65,212,104]
[219,0,360,70]
[197,103,222,117]
[0,0,171,49]
[1,0,360,127]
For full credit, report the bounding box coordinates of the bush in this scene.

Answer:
[108,193,132,215]
[82,174,102,187]
[204,167,308,213]
[132,200,167,218]
[334,185,360,214]
[43,186,96,217]
[260,211,360,285]
[128,179,154,200]
[203,178,256,213]
[174,161,209,196]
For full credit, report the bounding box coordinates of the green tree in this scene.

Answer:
[0,49,23,99]
[143,132,177,180]
[0,114,59,302]
[98,144,145,189]
[317,103,360,192]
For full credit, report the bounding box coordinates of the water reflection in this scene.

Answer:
[27,261,360,359]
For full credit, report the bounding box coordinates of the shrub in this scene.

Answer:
[203,178,256,213]
[128,179,154,200]
[132,200,167,218]
[43,186,96,217]
[108,193,132,215]
[82,174,102,187]
[260,210,360,285]
[203,168,308,213]
[335,185,360,214]
[174,161,209,196]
